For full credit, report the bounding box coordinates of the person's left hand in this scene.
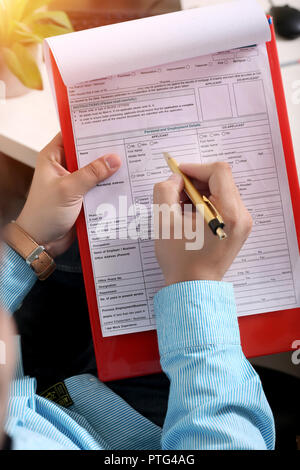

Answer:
[16,134,122,258]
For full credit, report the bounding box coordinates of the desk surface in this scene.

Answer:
[0,64,60,167]
[0,1,299,173]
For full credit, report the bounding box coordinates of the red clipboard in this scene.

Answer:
[48,19,300,381]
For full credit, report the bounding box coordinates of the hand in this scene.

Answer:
[153,162,252,285]
[16,134,122,258]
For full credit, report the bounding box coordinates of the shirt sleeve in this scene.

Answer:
[0,243,37,314]
[154,280,275,450]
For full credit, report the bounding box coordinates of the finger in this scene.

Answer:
[65,154,121,196]
[180,162,250,233]
[45,228,76,259]
[180,191,190,204]
[40,133,66,166]
[190,178,209,195]
[38,133,68,178]
[153,174,184,206]
[180,161,239,200]
[50,132,63,148]
[179,161,232,183]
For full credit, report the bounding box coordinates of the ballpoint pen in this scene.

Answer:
[163,153,227,240]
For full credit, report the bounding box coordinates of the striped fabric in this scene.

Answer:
[155,283,275,449]
[0,244,275,450]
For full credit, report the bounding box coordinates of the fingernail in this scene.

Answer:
[104,154,120,170]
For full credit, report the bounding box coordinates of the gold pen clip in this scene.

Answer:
[202,195,224,224]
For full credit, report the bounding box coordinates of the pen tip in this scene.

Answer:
[163,152,171,162]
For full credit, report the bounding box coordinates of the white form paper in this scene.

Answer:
[66,43,300,337]
[45,0,270,87]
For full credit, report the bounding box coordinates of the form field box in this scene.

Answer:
[199,84,232,121]
[212,51,235,61]
[234,80,267,116]
[236,47,258,59]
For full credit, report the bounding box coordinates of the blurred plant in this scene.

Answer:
[0,0,73,90]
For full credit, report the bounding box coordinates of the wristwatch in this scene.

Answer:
[3,221,56,281]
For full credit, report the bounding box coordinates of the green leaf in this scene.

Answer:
[11,20,42,44]
[12,29,43,45]
[0,0,30,45]
[0,5,7,45]
[25,11,73,30]
[2,43,43,90]
[32,23,72,39]
[22,0,53,20]
[10,0,30,23]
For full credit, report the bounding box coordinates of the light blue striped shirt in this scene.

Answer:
[0,245,275,450]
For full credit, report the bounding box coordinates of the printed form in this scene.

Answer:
[67,44,300,337]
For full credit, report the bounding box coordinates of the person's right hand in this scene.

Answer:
[153,162,252,286]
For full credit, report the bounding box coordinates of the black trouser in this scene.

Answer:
[14,241,169,427]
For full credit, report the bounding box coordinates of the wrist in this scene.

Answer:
[164,269,223,286]
[15,216,57,259]
[15,213,43,246]
[3,222,56,281]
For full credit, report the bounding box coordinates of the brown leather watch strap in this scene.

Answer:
[3,222,56,281]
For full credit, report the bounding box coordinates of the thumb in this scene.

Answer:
[153,173,184,206]
[65,154,121,196]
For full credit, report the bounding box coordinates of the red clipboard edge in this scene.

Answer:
[49,19,300,380]
[238,18,300,359]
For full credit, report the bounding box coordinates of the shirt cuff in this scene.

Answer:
[154,280,240,357]
[0,243,37,313]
